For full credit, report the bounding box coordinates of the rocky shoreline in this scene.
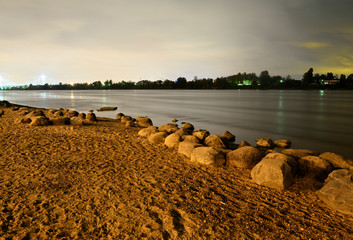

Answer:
[1,100,352,239]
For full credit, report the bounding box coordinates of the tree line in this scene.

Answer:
[6,69,353,90]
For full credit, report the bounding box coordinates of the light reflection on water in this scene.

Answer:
[1,89,353,158]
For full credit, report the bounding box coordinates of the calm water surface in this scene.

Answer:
[1,89,353,158]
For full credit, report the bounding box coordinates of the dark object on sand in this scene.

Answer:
[97,107,118,111]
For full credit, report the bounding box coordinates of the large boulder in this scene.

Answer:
[226,146,263,169]
[136,117,153,128]
[70,117,86,126]
[178,142,203,158]
[158,123,179,134]
[262,153,297,176]
[256,138,275,148]
[86,112,97,122]
[222,131,235,143]
[192,129,210,141]
[238,140,251,148]
[274,139,292,148]
[181,123,194,134]
[121,115,133,123]
[65,110,79,118]
[138,126,159,138]
[316,169,353,216]
[182,135,200,143]
[204,134,226,149]
[298,156,333,180]
[148,132,168,144]
[190,147,226,166]
[164,133,181,149]
[319,152,353,171]
[175,128,190,136]
[251,157,294,190]
[281,149,320,159]
[50,117,70,125]
[30,116,51,126]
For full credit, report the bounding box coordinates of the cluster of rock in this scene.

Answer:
[14,107,97,126]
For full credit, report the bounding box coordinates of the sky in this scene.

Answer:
[1,0,353,84]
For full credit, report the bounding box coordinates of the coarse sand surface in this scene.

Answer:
[0,107,352,239]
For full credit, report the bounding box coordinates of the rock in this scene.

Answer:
[136,117,153,128]
[78,112,86,119]
[256,138,275,148]
[148,132,168,144]
[12,106,19,111]
[158,123,179,134]
[50,117,70,125]
[48,108,57,115]
[164,133,181,148]
[62,109,69,114]
[172,118,178,122]
[319,152,353,170]
[16,117,32,124]
[182,135,200,143]
[175,128,190,136]
[25,110,45,118]
[121,116,133,123]
[182,123,194,133]
[125,121,134,127]
[298,156,333,180]
[86,113,97,122]
[30,116,51,126]
[0,100,11,107]
[263,153,298,176]
[227,142,238,150]
[88,110,94,113]
[178,142,203,158]
[116,113,125,120]
[138,126,159,138]
[251,157,294,190]
[54,111,64,117]
[274,139,292,148]
[238,140,251,148]
[65,110,79,118]
[70,117,86,126]
[281,149,320,159]
[192,129,210,141]
[316,169,353,216]
[226,146,263,169]
[204,134,226,149]
[190,147,226,166]
[97,107,117,111]
[222,131,235,143]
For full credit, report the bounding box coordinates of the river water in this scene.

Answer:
[1,89,352,158]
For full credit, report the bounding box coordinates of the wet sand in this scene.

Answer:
[0,106,352,239]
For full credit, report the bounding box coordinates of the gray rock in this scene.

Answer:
[138,126,159,138]
[226,146,263,169]
[298,156,333,180]
[30,116,51,126]
[164,133,181,148]
[319,152,353,171]
[190,147,226,166]
[178,142,203,158]
[281,149,320,159]
[148,132,168,144]
[204,134,226,149]
[192,129,210,141]
[136,117,153,128]
[222,131,235,142]
[274,139,292,148]
[182,135,200,143]
[316,169,353,216]
[263,153,297,176]
[256,138,275,148]
[86,112,97,122]
[251,156,294,190]
[158,123,179,134]
[50,117,70,125]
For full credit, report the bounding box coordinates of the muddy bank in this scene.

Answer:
[0,103,352,239]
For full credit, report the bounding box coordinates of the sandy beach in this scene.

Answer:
[0,105,352,239]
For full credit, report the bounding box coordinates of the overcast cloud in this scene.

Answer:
[0,0,353,84]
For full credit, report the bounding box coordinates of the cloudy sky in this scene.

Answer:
[1,0,353,84]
